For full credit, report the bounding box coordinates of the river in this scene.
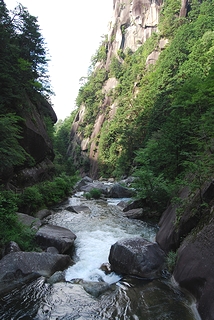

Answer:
[0,193,201,319]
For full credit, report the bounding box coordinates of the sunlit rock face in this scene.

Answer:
[68,1,164,179]
[106,0,163,67]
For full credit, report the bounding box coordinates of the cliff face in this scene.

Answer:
[68,0,164,179]
[106,0,163,66]
[3,95,57,188]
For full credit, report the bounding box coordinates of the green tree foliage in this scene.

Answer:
[67,0,214,214]
[0,1,51,107]
[0,0,53,181]
[0,190,36,251]
[0,114,30,180]
[53,112,78,175]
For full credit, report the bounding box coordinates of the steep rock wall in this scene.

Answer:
[4,94,57,188]
[106,0,163,67]
[68,0,163,179]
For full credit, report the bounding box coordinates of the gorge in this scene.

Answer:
[1,0,214,319]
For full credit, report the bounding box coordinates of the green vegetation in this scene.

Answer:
[0,190,36,252]
[0,1,79,251]
[18,174,78,213]
[72,0,214,216]
[53,112,78,175]
[85,188,102,200]
[1,0,214,251]
[166,250,178,273]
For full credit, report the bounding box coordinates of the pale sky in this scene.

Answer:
[4,0,113,120]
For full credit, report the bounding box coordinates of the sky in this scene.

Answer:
[4,0,113,121]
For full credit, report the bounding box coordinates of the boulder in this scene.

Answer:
[108,183,135,198]
[80,181,110,195]
[123,208,144,220]
[156,182,214,252]
[74,176,93,190]
[47,270,66,284]
[82,281,113,298]
[173,220,214,320]
[17,212,42,231]
[35,209,52,220]
[122,199,144,212]
[36,224,76,253]
[109,237,165,278]
[46,247,59,254]
[0,251,73,295]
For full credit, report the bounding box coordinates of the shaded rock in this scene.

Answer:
[173,220,214,320]
[35,209,52,220]
[123,199,144,212]
[17,212,42,231]
[0,252,73,295]
[74,176,93,190]
[46,247,59,254]
[109,183,135,198]
[123,208,144,220]
[36,224,76,253]
[3,241,21,256]
[47,270,66,284]
[156,181,214,253]
[109,237,165,278]
[65,205,91,214]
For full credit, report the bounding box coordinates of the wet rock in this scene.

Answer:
[36,224,76,253]
[82,281,112,298]
[100,263,112,274]
[17,212,42,231]
[109,237,165,278]
[0,252,73,295]
[108,183,135,198]
[47,270,66,284]
[173,220,214,320]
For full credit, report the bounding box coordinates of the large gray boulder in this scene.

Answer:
[80,181,110,195]
[173,220,214,320]
[0,251,73,295]
[109,237,165,278]
[17,212,42,231]
[108,183,135,198]
[36,224,76,253]
[156,182,214,252]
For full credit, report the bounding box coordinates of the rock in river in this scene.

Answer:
[109,237,165,278]
[36,224,76,253]
[0,251,73,295]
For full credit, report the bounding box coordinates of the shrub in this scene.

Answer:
[85,188,102,200]
[0,190,36,251]
[166,250,177,273]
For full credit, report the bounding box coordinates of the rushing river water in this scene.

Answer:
[0,193,201,320]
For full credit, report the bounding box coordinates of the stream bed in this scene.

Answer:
[0,194,201,319]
